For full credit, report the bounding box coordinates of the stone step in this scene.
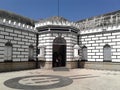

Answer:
[53,67,69,71]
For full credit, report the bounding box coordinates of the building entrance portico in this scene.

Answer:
[52,37,66,67]
[36,16,79,69]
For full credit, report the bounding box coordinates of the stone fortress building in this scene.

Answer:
[0,9,120,72]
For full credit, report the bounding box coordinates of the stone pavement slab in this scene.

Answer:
[0,69,120,90]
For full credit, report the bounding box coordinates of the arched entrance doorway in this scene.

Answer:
[52,37,66,67]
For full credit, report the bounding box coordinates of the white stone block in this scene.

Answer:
[21,58,28,61]
[66,58,71,61]
[117,49,120,52]
[29,33,34,37]
[25,42,30,45]
[109,42,116,45]
[89,41,95,43]
[88,56,92,58]
[96,53,103,55]
[113,46,120,48]
[13,45,21,48]
[113,52,120,55]
[85,38,91,41]
[104,39,111,42]
[29,40,34,43]
[92,50,99,52]
[111,49,116,52]
[82,42,87,45]
[40,40,45,43]
[45,56,52,58]
[99,37,107,40]
[112,59,120,62]
[96,40,102,43]
[116,42,120,45]
[46,52,52,55]
[116,35,120,38]
[96,59,103,61]
[10,33,17,37]
[103,33,111,36]
[87,50,91,52]
[46,49,52,52]
[112,38,120,42]
[14,30,21,34]
[88,35,95,38]
[22,39,28,42]
[25,36,31,39]
[5,36,13,40]
[44,43,52,46]
[18,48,24,51]
[44,37,51,40]
[14,37,21,41]
[92,37,98,40]
[17,55,24,58]
[81,39,85,42]
[88,47,95,49]
[18,35,24,38]
[67,43,73,46]
[88,53,95,55]
[46,46,52,49]
[81,36,87,39]
[92,43,99,46]
[112,56,117,59]
[117,56,120,58]
[108,36,115,39]
[1,31,9,35]
[96,34,102,37]
[21,52,28,55]
[88,59,95,61]
[46,40,53,42]
[46,34,51,36]
[65,37,71,40]
[0,39,7,43]
[100,43,105,46]
[67,46,73,49]
[86,44,91,47]
[13,51,20,54]
[92,56,99,58]
[13,58,20,61]
[11,41,18,44]
[5,28,13,33]
[96,46,103,49]
[100,56,103,58]
[112,32,120,35]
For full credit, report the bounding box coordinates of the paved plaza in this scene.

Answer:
[0,68,120,90]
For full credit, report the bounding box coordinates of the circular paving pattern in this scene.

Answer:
[4,75,73,90]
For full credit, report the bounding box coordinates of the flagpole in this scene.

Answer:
[58,0,59,17]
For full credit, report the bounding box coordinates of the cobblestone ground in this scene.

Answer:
[0,69,120,90]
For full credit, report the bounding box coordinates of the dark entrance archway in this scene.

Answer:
[52,37,66,67]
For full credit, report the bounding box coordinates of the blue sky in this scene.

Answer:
[0,0,120,21]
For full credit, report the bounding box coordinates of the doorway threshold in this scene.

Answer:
[53,67,69,71]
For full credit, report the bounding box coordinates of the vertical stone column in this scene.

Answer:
[38,44,45,60]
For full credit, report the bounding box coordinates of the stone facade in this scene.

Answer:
[0,10,37,72]
[0,23,37,62]
[80,27,120,62]
[1,10,120,71]
[77,10,120,70]
[37,28,78,69]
